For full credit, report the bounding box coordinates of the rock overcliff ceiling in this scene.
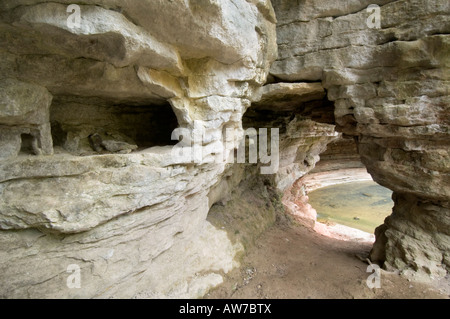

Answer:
[0,0,449,298]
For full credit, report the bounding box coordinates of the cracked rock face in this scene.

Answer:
[271,0,450,279]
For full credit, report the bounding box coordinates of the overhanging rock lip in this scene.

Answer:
[0,146,187,183]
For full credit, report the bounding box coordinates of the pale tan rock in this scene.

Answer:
[7,3,184,74]
[253,82,325,110]
[370,193,450,280]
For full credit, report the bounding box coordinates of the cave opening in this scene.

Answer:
[242,86,395,242]
[308,180,393,236]
[303,123,395,241]
[19,133,35,155]
[50,98,179,155]
[295,132,395,242]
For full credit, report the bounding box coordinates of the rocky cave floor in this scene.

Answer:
[205,217,450,299]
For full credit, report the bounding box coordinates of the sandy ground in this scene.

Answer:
[205,220,450,299]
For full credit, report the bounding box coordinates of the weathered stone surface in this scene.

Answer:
[246,79,339,191]
[252,82,325,110]
[275,118,338,190]
[272,0,450,81]
[243,101,339,191]
[0,202,243,298]
[371,193,450,280]
[0,78,52,125]
[311,135,365,172]
[0,78,54,158]
[4,3,184,73]
[0,0,277,67]
[0,128,21,159]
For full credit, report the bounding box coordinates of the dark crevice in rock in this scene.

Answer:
[19,133,35,155]
[50,97,179,155]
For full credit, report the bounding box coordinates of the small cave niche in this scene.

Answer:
[19,133,35,155]
[303,98,336,125]
[243,96,336,131]
[50,98,179,155]
[110,103,179,148]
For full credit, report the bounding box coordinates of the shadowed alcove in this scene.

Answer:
[50,96,179,155]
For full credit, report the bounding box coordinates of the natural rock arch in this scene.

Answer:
[270,0,449,279]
